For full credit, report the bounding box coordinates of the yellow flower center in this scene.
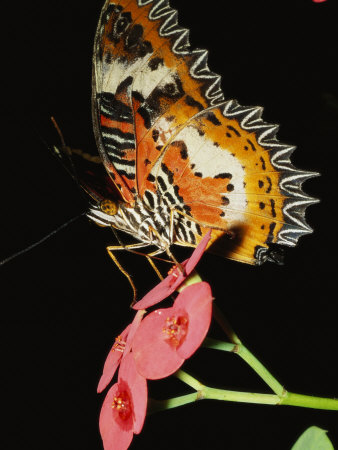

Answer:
[111,390,132,421]
[163,315,188,347]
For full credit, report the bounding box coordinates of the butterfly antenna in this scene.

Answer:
[0,213,85,267]
[49,116,81,183]
[51,116,67,149]
[47,116,91,204]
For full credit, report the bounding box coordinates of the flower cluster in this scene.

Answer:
[98,231,213,450]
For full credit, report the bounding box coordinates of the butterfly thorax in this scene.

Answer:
[87,197,173,250]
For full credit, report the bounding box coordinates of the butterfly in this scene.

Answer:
[52,0,318,269]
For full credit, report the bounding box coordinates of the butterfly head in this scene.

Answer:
[87,198,122,228]
[100,198,119,216]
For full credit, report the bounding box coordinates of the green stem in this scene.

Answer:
[203,337,236,353]
[280,392,338,410]
[203,386,280,405]
[168,370,338,411]
[152,388,338,412]
[175,369,205,391]
[148,393,199,414]
[212,303,241,344]
[175,369,279,405]
[203,337,285,396]
[238,345,285,396]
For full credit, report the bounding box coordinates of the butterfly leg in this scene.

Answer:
[106,242,151,303]
[109,226,169,263]
[106,242,168,303]
[144,249,165,281]
[112,243,166,280]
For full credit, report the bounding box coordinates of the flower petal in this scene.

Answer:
[175,282,213,359]
[185,230,211,275]
[132,308,184,379]
[132,271,185,311]
[97,311,146,394]
[124,310,146,354]
[99,383,134,450]
[97,324,131,394]
[119,353,148,434]
[133,230,211,311]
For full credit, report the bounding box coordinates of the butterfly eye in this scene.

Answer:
[100,199,118,216]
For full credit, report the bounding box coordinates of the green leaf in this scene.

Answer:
[291,426,334,450]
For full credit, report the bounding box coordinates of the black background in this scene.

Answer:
[2,0,338,449]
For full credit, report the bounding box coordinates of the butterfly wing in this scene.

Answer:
[92,0,223,200]
[51,142,122,205]
[147,102,318,264]
[92,0,318,264]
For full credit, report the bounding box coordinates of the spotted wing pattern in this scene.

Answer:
[92,0,318,264]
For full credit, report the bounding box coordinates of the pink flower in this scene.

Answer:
[132,282,213,379]
[97,310,145,393]
[312,0,326,3]
[133,230,212,310]
[99,352,147,450]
